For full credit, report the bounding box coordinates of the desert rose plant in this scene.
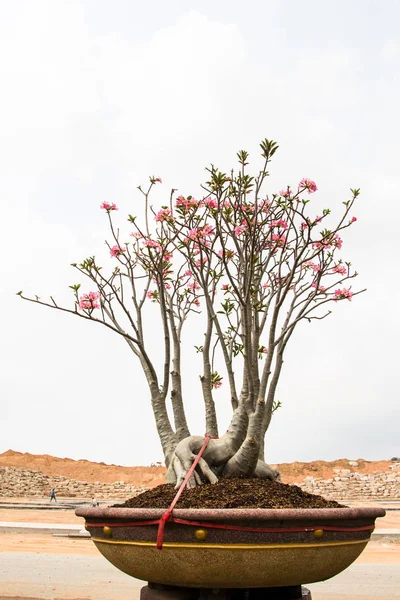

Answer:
[19,139,363,488]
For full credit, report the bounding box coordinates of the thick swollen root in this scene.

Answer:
[165,435,280,487]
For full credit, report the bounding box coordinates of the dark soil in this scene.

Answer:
[114,478,345,510]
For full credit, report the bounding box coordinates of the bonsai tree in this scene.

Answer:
[18,139,362,488]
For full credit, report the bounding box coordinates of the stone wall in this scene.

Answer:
[1,462,399,500]
[0,466,146,499]
[299,462,400,499]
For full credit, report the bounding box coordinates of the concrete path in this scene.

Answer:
[0,552,399,600]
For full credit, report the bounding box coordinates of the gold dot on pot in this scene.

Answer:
[313,529,324,538]
[103,526,113,538]
[194,528,208,541]
[84,524,89,531]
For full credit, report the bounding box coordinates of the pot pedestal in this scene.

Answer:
[141,583,311,600]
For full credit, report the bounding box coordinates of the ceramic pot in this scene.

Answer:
[76,506,384,588]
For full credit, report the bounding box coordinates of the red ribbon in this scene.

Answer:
[156,434,213,549]
[89,518,374,534]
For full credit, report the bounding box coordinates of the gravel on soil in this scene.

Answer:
[114,477,345,509]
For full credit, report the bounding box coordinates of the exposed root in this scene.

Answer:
[167,434,280,488]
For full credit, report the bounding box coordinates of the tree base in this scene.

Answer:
[141,583,311,600]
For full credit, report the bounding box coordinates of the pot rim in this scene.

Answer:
[76,506,385,521]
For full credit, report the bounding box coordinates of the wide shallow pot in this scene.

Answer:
[76,506,384,589]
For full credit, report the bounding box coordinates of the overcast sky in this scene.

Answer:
[1,0,399,468]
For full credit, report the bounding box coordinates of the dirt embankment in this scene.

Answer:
[0,449,394,486]
[0,450,166,486]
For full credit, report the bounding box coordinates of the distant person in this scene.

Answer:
[50,488,57,503]
[91,497,99,507]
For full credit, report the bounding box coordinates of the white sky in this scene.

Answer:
[1,0,399,467]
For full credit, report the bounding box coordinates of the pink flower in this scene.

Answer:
[311,283,327,293]
[188,224,215,241]
[333,234,343,250]
[271,233,286,247]
[218,249,235,260]
[222,284,229,291]
[205,197,218,209]
[333,264,347,275]
[279,188,292,199]
[100,201,118,211]
[188,281,200,291]
[298,178,318,193]
[130,232,143,239]
[110,245,126,257]
[79,291,100,311]
[155,208,173,222]
[146,290,159,301]
[195,257,208,268]
[184,269,193,277]
[334,288,353,301]
[143,239,162,251]
[151,177,162,184]
[269,219,289,230]
[351,216,357,223]
[175,195,199,212]
[302,261,320,272]
[213,380,223,389]
[193,298,200,307]
[234,224,247,236]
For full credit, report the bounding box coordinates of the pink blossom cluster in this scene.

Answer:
[204,197,218,209]
[110,245,126,257]
[188,224,215,241]
[350,216,357,223]
[233,223,248,236]
[270,233,286,247]
[175,195,199,212]
[312,234,342,251]
[269,219,288,230]
[334,288,353,301]
[298,178,318,193]
[302,261,320,272]
[213,380,223,389]
[333,264,347,275]
[218,248,235,261]
[188,281,200,291]
[146,290,158,301]
[279,188,292,199]
[155,208,174,222]
[100,201,118,211]
[195,256,208,268]
[143,239,162,251]
[311,283,327,293]
[79,291,100,311]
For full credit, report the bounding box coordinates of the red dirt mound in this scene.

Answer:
[0,449,393,486]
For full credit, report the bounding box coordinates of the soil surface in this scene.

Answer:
[0,449,395,486]
[115,478,344,509]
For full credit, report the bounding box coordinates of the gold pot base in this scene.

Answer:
[92,538,368,588]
